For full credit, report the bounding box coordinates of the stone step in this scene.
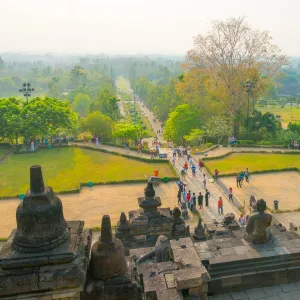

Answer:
[208,254,300,277]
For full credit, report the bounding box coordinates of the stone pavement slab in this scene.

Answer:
[245,288,266,300]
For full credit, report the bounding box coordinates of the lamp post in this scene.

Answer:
[19,83,34,104]
[133,88,136,125]
[243,81,255,134]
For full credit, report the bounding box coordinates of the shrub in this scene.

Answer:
[238,140,254,145]
[256,141,273,145]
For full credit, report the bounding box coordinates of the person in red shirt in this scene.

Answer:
[184,162,188,170]
[154,170,159,177]
[218,197,223,215]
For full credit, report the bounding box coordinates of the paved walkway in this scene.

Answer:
[171,151,240,222]
[137,101,165,144]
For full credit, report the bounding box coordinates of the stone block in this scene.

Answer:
[129,247,153,260]
[39,263,84,291]
[165,273,176,288]
[0,273,39,296]
[290,222,298,232]
[174,267,205,290]
[219,247,237,256]
[180,247,202,267]
[157,261,178,273]
[262,285,283,296]
[229,291,248,300]
[157,288,183,300]
[143,273,166,300]
[189,283,208,296]
[221,274,242,287]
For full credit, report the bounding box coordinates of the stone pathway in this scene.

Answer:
[206,282,300,300]
[170,151,240,223]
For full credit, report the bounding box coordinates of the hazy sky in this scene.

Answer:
[1,0,299,55]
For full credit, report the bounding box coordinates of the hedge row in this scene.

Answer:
[223,144,289,149]
[0,143,11,147]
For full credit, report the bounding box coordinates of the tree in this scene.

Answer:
[184,128,204,145]
[73,93,91,116]
[81,111,113,140]
[0,98,22,143]
[113,123,145,142]
[21,97,77,138]
[187,17,288,134]
[163,104,200,144]
[204,117,232,144]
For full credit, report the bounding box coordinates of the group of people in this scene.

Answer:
[24,136,75,151]
[228,136,237,145]
[177,180,212,211]
[236,168,250,188]
[289,139,300,150]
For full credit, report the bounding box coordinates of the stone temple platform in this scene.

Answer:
[198,224,300,294]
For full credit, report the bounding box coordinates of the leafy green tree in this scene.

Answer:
[48,77,61,98]
[0,98,22,143]
[203,116,232,144]
[21,97,77,138]
[113,123,146,143]
[163,104,200,144]
[73,93,91,117]
[184,128,204,145]
[81,111,113,140]
[287,122,300,134]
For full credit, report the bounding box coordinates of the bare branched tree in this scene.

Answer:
[187,17,288,133]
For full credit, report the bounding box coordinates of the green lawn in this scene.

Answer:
[0,147,174,197]
[257,105,300,128]
[205,153,300,176]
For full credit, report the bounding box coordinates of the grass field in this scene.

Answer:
[205,153,300,175]
[0,147,175,197]
[257,105,300,127]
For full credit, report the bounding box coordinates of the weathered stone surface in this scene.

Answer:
[143,273,166,299]
[157,288,183,300]
[189,283,208,295]
[174,267,205,290]
[165,273,176,288]
[13,165,70,253]
[89,215,127,280]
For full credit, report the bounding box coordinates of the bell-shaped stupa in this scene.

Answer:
[13,165,70,253]
[89,215,128,280]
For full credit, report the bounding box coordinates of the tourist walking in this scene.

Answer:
[228,187,233,202]
[186,191,191,210]
[150,148,155,159]
[198,192,203,209]
[95,137,100,146]
[199,159,204,172]
[83,135,87,145]
[181,168,186,180]
[172,156,175,165]
[173,148,177,158]
[218,197,223,215]
[187,148,191,161]
[137,144,142,156]
[125,142,129,153]
[203,174,207,189]
[177,189,182,205]
[191,164,196,177]
[184,161,188,171]
[205,189,210,207]
[245,168,250,183]
[214,169,219,182]
[31,140,35,151]
[191,193,196,212]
